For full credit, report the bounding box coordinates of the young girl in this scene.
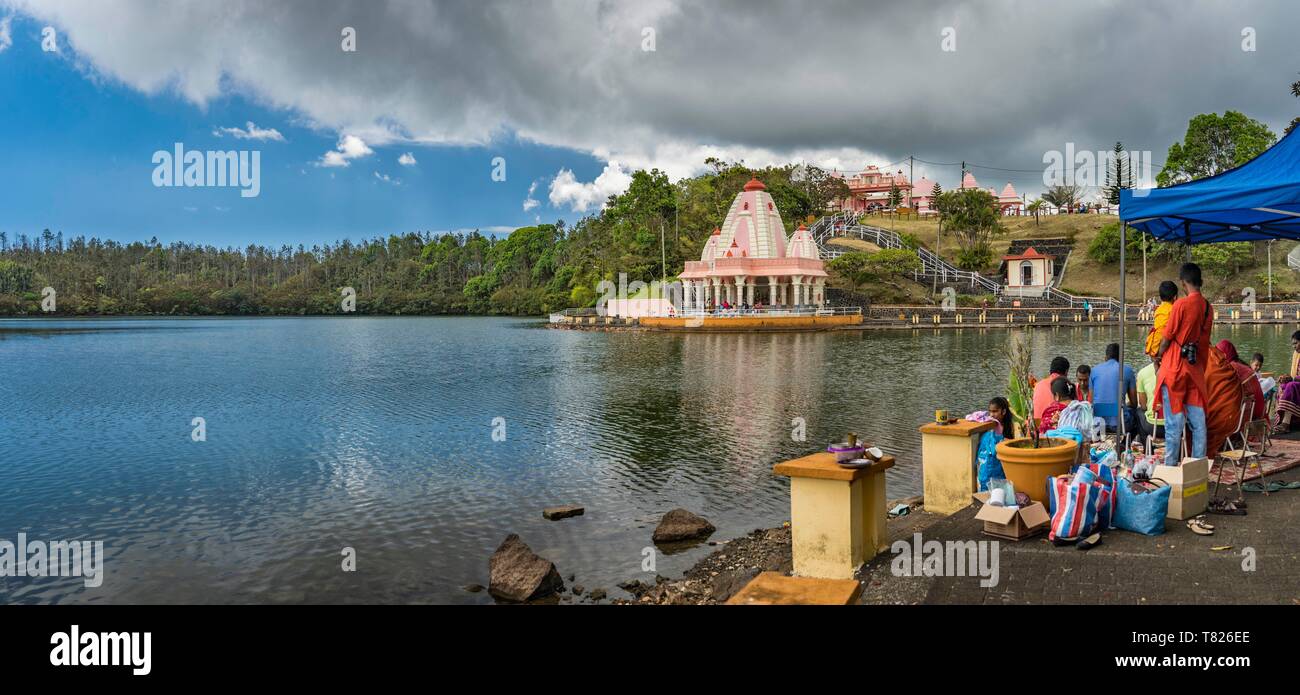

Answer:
[988,396,1013,438]
[1038,377,1075,434]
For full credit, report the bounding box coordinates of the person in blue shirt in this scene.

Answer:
[1089,342,1138,432]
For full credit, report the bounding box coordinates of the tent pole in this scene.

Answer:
[1184,220,1192,262]
[1119,221,1128,444]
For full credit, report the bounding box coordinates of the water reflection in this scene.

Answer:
[2,318,1294,604]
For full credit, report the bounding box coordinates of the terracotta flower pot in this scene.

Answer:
[994,437,1078,506]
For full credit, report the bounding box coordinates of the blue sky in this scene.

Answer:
[3,2,1297,250]
[0,14,607,248]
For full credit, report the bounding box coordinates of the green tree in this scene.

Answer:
[1103,141,1132,205]
[827,252,873,294]
[1042,184,1084,212]
[1027,199,1044,226]
[935,188,1001,270]
[1157,111,1277,186]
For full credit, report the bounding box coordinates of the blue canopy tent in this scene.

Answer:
[1114,127,1300,442]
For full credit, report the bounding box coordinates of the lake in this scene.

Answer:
[2,317,1292,603]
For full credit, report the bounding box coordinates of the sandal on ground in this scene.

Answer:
[1187,518,1215,535]
[1192,514,1215,531]
[1208,500,1247,516]
[1051,535,1078,547]
[1076,532,1103,550]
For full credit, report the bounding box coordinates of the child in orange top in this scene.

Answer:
[1144,281,1178,358]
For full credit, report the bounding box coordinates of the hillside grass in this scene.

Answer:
[856,212,1300,303]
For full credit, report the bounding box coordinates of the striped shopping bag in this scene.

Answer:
[1048,475,1114,541]
[1048,463,1118,530]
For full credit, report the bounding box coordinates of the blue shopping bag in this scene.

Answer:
[1114,478,1171,536]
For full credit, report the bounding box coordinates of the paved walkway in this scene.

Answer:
[858,486,1300,605]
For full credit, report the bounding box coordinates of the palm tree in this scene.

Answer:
[1027,199,1044,226]
[1042,184,1084,213]
[1289,73,1300,135]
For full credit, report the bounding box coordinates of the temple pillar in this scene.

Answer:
[792,275,804,307]
[767,276,777,306]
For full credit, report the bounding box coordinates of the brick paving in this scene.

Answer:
[857,487,1300,605]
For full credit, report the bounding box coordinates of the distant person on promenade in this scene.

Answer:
[1154,263,1213,466]
[1145,281,1178,358]
[1090,343,1137,432]
[1033,356,1071,423]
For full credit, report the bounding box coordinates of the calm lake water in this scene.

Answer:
[2,317,1293,604]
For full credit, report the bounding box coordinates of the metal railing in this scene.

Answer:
[812,212,1002,294]
[810,212,1126,309]
[674,305,863,318]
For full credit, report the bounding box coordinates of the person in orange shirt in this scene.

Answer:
[1145,281,1177,358]
[1032,356,1071,424]
[1154,263,1212,467]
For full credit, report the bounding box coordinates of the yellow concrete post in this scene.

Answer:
[773,453,895,580]
[919,420,997,515]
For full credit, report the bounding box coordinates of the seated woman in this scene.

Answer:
[1273,376,1300,434]
[1038,377,1074,434]
[1217,340,1266,422]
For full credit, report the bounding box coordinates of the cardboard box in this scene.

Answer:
[972,492,1051,540]
[1152,457,1209,520]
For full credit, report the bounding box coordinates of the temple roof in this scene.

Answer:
[703,178,787,261]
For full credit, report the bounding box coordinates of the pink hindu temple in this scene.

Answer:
[678,177,828,311]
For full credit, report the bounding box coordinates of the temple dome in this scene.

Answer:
[702,178,787,260]
[787,224,819,260]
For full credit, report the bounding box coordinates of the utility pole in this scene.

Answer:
[960,161,966,188]
[908,156,914,209]
[660,223,667,287]
[1268,239,1274,300]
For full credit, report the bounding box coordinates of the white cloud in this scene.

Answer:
[318,134,373,167]
[397,152,417,166]
[213,121,285,141]
[522,180,539,212]
[0,15,12,53]
[7,0,1298,198]
[373,171,400,185]
[548,161,633,213]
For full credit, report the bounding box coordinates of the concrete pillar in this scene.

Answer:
[767,276,777,306]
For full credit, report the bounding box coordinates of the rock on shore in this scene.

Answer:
[488,534,565,602]
[652,508,716,543]
[542,505,585,520]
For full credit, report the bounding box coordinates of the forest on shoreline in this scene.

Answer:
[0,160,850,317]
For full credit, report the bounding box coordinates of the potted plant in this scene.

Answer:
[987,331,1078,504]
